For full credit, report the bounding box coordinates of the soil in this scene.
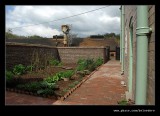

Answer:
[7,63,85,99]
[21,64,77,79]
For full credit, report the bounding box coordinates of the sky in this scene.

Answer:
[5,5,120,38]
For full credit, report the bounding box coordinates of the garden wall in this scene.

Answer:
[6,43,108,70]
[6,43,59,70]
[57,47,107,64]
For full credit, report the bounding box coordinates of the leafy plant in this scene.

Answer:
[49,59,62,66]
[13,64,26,75]
[62,70,74,79]
[25,65,34,72]
[73,81,79,85]
[95,57,103,67]
[44,75,56,83]
[68,81,79,88]
[118,99,128,105]
[16,82,42,92]
[6,70,14,84]
[76,58,95,71]
[40,81,56,89]
[37,88,55,95]
[44,71,64,83]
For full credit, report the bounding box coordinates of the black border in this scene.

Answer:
[1,0,158,113]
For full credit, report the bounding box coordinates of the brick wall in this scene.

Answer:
[6,43,108,70]
[124,5,155,105]
[57,47,107,64]
[147,5,155,105]
[124,5,137,101]
[6,43,59,70]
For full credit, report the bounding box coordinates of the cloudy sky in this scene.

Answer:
[5,5,120,38]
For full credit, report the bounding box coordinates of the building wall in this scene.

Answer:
[124,5,155,105]
[6,43,108,70]
[124,5,137,101]
[147,5,155,105]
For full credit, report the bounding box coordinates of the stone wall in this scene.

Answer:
[124,5,155,105]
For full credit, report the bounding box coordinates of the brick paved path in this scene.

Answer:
[53,60,126,105]
[5,60,126,105]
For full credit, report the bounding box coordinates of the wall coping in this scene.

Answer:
[6,42,106,49]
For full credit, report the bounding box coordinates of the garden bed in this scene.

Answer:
[6,58,104,100]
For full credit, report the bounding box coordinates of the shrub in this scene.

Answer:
[13,64,26,75]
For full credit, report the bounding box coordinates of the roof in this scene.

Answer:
[79,38,119,51]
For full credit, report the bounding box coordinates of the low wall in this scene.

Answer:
[6,43,108,70]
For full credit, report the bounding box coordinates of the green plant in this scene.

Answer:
[13,64,26,75]
[44,75,56,83]
[6,70,14,84]
[76,58,87,71]
[68,81,79,88]
[73,81,79,85]
[16,82,42,92]
[62,70,74,79]
[76,58,96,71]
[40,81,56,89]
[37,88,55,96]
[44,71,65,83]
[49,59,62,66]
[118,99,128,105]
[95,57,103,67]
[25,65,34,72]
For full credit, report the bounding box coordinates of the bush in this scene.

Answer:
[13,64,26,75]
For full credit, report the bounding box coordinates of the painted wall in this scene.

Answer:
[124,5,155,105]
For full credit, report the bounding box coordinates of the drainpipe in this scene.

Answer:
[121,5,125,74]
[135,6,152,105]
[119,6,122,64]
